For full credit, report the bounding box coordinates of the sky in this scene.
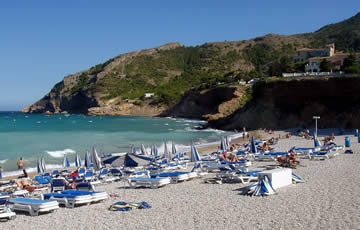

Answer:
[0,0,359,111]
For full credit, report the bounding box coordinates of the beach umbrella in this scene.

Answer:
[251,175,276,196]
[163,142,172,160]
[141,144,147,155]
[75,154,82,167]
[63,154,70,168]
[92,148,103,170]
[130,145,137,154]
[250,136,257,154]
[153,145,159,157]
[313,133,321,147]
[84,151,90,168]
[225,136,230,149]
[41,157,46,172]
[190,142,201,162]
[37,158,44,174]
[220,136,226,151]
[171,142,177,156]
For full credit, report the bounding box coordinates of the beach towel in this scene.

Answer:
[109,201,151,211]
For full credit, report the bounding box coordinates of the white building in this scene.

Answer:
[293,43,335,63]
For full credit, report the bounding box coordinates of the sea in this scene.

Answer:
[0,112,242,177]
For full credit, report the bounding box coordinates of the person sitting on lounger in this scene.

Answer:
[261,142,270,152]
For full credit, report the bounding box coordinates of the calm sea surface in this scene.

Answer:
[0,112,237,176]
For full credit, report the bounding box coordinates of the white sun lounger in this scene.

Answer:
[43,193,92,208]
[61,190,109,203]
[151,172,190,183]
[8,198,59,216]
[0,196,16,221]
[128,177,171,189]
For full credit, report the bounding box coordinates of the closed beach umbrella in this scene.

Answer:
[220,136,226,151]
[190,142,201,162]
[92,148,103,170]
[154,145,159,157]
[250,136,257,154]
[37,158,43,174]
[41,157,46,172]
[63,154,70,168]
[130,145,137,154]
[75,154,82,167]
[313,133,321,147]
[225,136,230,149]
[141,144,147,155]
[84,151,90,168]
[163,142,172,160]
[172,142,177,156]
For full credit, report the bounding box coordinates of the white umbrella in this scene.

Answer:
[92,148,103,170]
[37,158,44,174]
[41,157,46,172]
[75,154,82,167]
[190,142,201,162]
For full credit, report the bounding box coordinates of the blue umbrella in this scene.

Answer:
[154,145,159,157]
[172,142,177,155]
[84,151,90,168]
[63,154,70,168]
[250,136,257,154]
[313,133,321,147]
[37,158,43,174]
[220,136,226,151]
[75,154,82,167]
[190,142,201,162]
[41,157,46,172]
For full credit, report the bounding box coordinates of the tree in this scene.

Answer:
[342,54,356,71]
[320,59,334,72]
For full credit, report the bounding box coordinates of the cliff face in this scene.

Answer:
[161,86,245,120]
[208,77,360,130]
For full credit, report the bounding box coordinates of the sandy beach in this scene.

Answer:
[1,130,360,229]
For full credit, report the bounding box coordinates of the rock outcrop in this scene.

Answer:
[207,77,360,130]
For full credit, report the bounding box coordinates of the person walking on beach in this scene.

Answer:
[17,157,24,169]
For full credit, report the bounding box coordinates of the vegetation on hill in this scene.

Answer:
[311,13,360,52]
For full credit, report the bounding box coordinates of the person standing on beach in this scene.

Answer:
[0,166,3,179]
[17,157,24,169]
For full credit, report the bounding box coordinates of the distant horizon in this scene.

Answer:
[0,0,359,111]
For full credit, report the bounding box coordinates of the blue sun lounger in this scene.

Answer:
[8,198,59,216]
[128,177,171,189]
[43,193,92,208]
[61,190,108,203]
[0,197,16,221]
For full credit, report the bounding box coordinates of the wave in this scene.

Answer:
[0,159,8,164]
[46,149,76,158]
[2,163,73,178]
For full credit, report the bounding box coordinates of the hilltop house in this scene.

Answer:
[293,43,358,72]
[292,43,335,63]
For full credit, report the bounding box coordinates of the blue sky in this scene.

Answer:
[0,0,359,111]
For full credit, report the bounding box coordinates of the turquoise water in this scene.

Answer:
[0,112,234,175]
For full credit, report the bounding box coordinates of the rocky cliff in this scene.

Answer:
[207,76,360,130]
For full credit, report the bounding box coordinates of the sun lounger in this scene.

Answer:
[10,190,29,198]
[43,193,92,208]
[61,190,108,203]
[128,177,171,189]
[8,198,59,216]
[151,172,191,183]
[308,151,330,160]
[0,197,16,221]
[50,178,67,192]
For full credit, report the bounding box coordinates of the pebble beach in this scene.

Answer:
[2,130,360,230]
